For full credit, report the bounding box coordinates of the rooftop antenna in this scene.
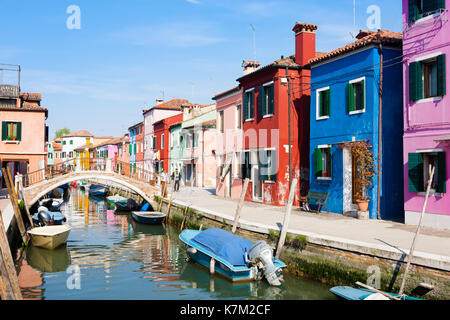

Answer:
[353,0,357,38]
[189,82,195,100]
[161,89,165,101]
[250,24,256,62]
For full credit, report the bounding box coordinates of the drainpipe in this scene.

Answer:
[202,127,205,188]
[377,43,383,220]
[286,67,292,187]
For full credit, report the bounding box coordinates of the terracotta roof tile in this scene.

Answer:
[309,29,402,65]
[63,130,95,138]
[143,99,190,114]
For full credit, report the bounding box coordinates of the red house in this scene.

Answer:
[153,113,183,173]
[236,22,319,206]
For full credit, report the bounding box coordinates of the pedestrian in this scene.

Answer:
[173,168,181,192]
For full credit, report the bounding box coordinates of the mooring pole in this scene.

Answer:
[275,178,297,259]
[232,178,250,234]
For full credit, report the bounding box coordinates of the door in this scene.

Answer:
[252,151,263,202]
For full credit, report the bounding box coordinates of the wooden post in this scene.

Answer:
[180,206,189,231]
[0,210,23,300]
[399,165,435,296]
[231,178,250,234]
[166,193,174,219]
[17,179,33,226]
[275,178,297,259]
[3,168,28,245]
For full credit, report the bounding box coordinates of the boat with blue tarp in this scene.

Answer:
[330,286,422,300]
[179,228,286,286]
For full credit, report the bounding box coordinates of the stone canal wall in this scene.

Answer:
[155,195,450,300]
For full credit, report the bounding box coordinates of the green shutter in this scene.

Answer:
[243,93,249,121]
[361,79,365,110]
[16,122,22,141]
[269,150,277,181]
[258,86,265,118]
[408,153,425,192]
[409,62,423,101]
[437,54,446,97]
[325,89,331,116]
[258,151,268,181]
[2,122,7,141]
[250,91,255,119]
[437,152,446,193]
[314,148,323,177]
[268,84,274,115]
[408,0,420,22]
[347,83,355,112]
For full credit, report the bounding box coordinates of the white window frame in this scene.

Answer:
[348,77,366,115]
[218,110,225,134]
[262,81,274,119]
[235,104,242,130]
[244,88,255,122]
[316,86,330,120]
[161,134,165,150]
[317,144,332,181]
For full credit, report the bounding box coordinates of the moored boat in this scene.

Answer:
[179,228,286,286]
[131,211,166,225]
[27,225,72,250]
[39,198,64,212]
[329,286,421,300]
[33,207,67,227]
[88,184,108,196]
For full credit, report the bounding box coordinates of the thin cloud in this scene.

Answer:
[186,0,201,4]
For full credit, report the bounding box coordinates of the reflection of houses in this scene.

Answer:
[214,86,243,200]
[309,29,403,220]
[180,106,217,188]
[403,0,450,229]
[0,81,48,187]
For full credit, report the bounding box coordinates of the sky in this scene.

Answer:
[0,0,402,139]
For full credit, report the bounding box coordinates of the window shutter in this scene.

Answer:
[2,122,7,140]
[268,84,275,115]
[243,93,249,121]
[439,0,446,10]
[258,86,265,118]
[437,152,446,193]
[250,91,255,119]
[437,54,446,97]
[347,83,355,112]
[361,79,365,110]
[408,153,424,192]
[408,0,419,22]
[258,155,267,181]
[16,122,22,141]
[325,89,331,116]
[409,62,423,101]
[269,150,277,181]
[314,148,323,177]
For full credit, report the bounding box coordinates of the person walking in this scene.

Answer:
[173,168,181,192]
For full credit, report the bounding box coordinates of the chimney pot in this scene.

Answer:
[293,22,318,66]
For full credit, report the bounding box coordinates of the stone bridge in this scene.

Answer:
[22,169,160,209]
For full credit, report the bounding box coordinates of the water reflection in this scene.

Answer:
[17,188,336,300]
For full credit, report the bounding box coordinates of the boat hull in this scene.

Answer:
[330,286,422,300]
[28,225,71,250]
[131,211,166,225]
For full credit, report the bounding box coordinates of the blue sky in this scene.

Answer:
[0,0,402,138]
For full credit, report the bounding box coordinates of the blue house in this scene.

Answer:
[308,30,404,221]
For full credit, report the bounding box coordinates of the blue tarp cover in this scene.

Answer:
[192,228,254,266]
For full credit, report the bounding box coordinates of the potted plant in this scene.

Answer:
[351,141,376,212]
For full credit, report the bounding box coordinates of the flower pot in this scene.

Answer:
[356,199,369,212]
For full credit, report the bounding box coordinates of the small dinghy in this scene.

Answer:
[28,225,72,250]
[107,194,128,204]
[131,211,166,225]
[88,184,108,196]
[329,286,421,300]
[180,228,286,286]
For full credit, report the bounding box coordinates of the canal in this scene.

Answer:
[17,188,337,300]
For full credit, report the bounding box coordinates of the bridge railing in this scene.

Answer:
[21,157,163,189]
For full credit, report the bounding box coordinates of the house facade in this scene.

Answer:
[128,122,144,175]
[235,23,316,206]
[213,86,244,200]
[309,30,404,220]
[169,123,185,182]
[61,130,94,163]
[142,99,186,174]
[403,0,450,229]
[153,114,183,174]
[0,91,48,186]
[181,109,217,188]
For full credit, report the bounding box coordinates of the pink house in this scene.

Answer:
[403,0,450,229]
[213,86,244,199]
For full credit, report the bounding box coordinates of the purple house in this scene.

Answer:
[403,0,449,229]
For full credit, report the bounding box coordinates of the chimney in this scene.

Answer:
[292,22,318,66]
[156,99,164,105]
[241,60,260,75]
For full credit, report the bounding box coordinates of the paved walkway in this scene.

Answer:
[167,187,450,270]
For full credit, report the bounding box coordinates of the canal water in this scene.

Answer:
[17,188,337,300]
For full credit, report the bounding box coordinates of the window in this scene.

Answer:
[316,87,331,119]
[179,134,184,146]
[186,132,191,148]
[241,151,252,180]
[408,151,446,194]
[62,152,66,158]
[258,82,274,118]
[410,55,446,101]
[153,136,156,150]
[347,78,365,113]
[258,149,277,182]
[193,132,198,148]
[409,0,446,23]
[243,89,255,121]
[236,104,242,129]
[234,152,242,178]
[70,140,73,145]
[218,110,224,133]
[1,121,22,141]
[69,152,73,158]
[314,147,332,179]
[63,140,66,145]
[161,134,165,150]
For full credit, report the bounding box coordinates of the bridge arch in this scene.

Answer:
[25,172,158,208]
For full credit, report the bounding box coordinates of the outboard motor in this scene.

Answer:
[248,240,284,286]
[37,210,53,226]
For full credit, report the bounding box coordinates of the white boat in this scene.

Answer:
[27,225,72,250]
[107,195,128,203]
